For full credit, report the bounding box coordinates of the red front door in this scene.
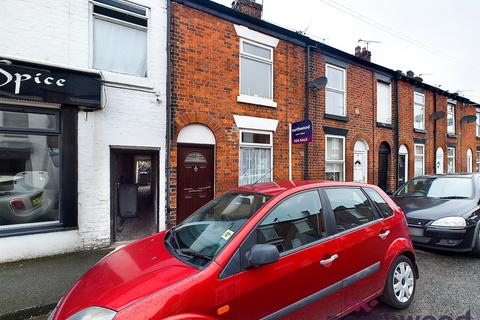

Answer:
[177,144,214,223]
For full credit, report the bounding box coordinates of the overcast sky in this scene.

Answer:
[214,0,480,102]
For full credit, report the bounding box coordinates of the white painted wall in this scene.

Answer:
[0,0,167,262]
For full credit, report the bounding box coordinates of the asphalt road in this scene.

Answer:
[31,249,479,320]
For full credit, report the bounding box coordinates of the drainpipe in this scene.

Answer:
[433,91,437,173]
[394,76,400,189]
[165,0,173,228]
[304,43,315,180]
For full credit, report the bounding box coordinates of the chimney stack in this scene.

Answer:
[354,46,371,62]
[232,0,263,19]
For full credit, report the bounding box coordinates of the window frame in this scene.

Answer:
[325,64,347,117]
[325,134,345,181]
[238,129,273,185]
[477,151,480,172]
[376,81,392,124]
[89,0,150,77]
[413,92,425,130]
[447,103,456,134]
[239,38,274,101]
[476,108,480,138]
[447,147,456,173]
[413,143,425,177]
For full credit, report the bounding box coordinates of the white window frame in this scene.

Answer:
[238,129,274,185]
[325,134,346,181]
[413,92,425,130]
[477,151,480,172]
[414,144,425,176]
[376,81,392,124]
[467,149,473,173]
[89,0,150,79]
[476,108,480,137]
[447,103,455,134]
[325,64,347,117]
[447,147,456,173]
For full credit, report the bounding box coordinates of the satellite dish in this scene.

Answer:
[431,111,445,120]
[461,115,477,124]
[312,76,328,90]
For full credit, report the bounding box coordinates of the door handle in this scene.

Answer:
[379,230,391,240]
[320,254,338,266]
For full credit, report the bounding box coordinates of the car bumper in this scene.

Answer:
[408,224,477,252]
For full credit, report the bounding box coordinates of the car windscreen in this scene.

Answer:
[167,191,272,267]
[396,177,474,199]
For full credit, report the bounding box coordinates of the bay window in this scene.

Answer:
[377,81,392,124]
[239,130,273,186]
[92,0,148,77]
[326,65,346,116]
[447,103,455,134]
[326,135,345,181]
[414,144,425,177]
[414,92,425,130]
[447,147,455,173]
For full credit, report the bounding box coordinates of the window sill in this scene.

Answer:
[377,122,393,129]
[325,113,348,122]
[237,95,277,108]
[413,128,426,134]
[0,223,77,238]
[100,70,154,90]
[447,133,457,139]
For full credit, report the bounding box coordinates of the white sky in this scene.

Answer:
[214,0,480,102]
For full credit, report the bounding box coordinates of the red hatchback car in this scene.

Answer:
[49,181,418,320]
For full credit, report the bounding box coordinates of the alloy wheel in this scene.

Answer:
[393,261,414,303]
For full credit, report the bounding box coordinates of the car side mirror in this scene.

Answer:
[246,244,279,268]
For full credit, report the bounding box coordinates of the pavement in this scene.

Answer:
[1,247,479,320]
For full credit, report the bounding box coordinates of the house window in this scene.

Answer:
[239,130,273,186]
[326,135,345,181]
[377,81,392,124]
[447,147,455,173]
[447,103,455,134]
[326,64,346,116]
[240,39,273,100]
[414,92,425,130]
[92,0,148,77]
[476,108,480,137]
[467,149,473,173]
[477,151,480,172]
[414,144,425,177]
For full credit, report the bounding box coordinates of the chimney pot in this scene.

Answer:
[232,0,263,19]
[354,46,372,62]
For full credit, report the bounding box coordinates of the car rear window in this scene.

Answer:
[364,187,393,217]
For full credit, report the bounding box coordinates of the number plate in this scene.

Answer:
[31,196,43,207]
[408,227,424,237]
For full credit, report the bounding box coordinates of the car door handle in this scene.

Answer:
[320,254,338,266]
[379,230,391,240]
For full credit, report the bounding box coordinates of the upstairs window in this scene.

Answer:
[377,81,392,124]
[326,65,346,116]
[240,40,273,100]
[447,103,455,134]
[92,0,148,77]
[476,108,480,137]
[414,92,425,130]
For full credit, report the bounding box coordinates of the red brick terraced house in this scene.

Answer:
[166,0,479,225]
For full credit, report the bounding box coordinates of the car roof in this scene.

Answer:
[412,173,479,179]
[235,180,377,196]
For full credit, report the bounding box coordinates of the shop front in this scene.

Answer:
[0,58,101,260]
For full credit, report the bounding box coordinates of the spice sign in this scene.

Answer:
[291,120,313,144]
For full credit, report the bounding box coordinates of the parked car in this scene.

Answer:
[0,172,54,225]
[49,181,417,320]
[392,173,480,256]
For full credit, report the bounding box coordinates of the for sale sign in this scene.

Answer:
[291,120,313,144]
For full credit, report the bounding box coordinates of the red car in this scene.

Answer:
[49,181,418,320]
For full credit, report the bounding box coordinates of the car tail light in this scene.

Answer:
[10,198,25,211]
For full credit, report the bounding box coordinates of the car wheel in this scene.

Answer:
[472,227,480,257]
[380,255,416,309]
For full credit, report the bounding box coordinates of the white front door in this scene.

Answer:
[353,151,366,182]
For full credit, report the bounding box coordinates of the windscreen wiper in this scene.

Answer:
[438,196,468,199]
[177,248,212,261]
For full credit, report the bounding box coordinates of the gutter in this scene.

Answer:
[165,0,173,228]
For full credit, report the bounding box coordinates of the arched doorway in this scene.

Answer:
[436,147,444,174]
[177,124,216,223]
[378,142,391,191]
[398,145,409,186]
[353,140,368,183]
[467,149,473,173]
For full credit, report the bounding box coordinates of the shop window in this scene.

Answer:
[447,147,455,173]
[326,64,346,116]
[414,92,425,130]
[239,39,274,100]
[239,130,273,186]
[414,144,425,177]
[92,0,148,77]
[326,135,345,181]
[447,103,455,134]
[376,81,392,124]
